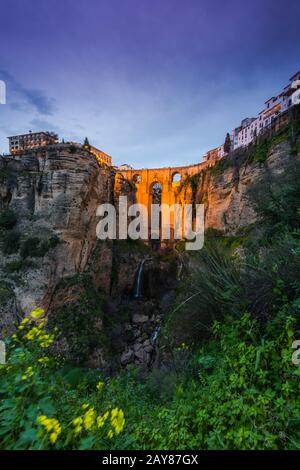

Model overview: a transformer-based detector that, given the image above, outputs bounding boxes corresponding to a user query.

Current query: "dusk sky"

[0,0,299,167]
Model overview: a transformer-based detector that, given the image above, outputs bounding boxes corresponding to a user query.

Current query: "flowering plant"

[0,308,125,450]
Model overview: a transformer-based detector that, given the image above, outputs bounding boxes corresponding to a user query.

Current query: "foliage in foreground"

[0,305,299,449]
[120,313,300,450]
[0,309,125,450]
[1,156,300,450]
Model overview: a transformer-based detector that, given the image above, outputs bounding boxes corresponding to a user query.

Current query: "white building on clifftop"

[232,69,300,150]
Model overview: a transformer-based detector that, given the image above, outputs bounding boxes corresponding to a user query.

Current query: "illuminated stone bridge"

[116,160,212,209]
[115,160,215,243]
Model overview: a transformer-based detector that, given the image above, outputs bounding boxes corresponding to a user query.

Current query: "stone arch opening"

[172,172,181,185]
[148,181,163,248]
[132,174,141,184]
[150,181,163,204]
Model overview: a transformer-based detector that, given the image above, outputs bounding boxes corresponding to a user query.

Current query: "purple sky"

[0,0,299,167]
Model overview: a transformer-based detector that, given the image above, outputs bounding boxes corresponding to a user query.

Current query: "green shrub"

[210,157,232,177]
[20,237,41,258]
[69,145,77,154]
[2,230,21,254]
[290,141,300,156]
[48,275,107,363]
[165,239,243,346]
[247,160,300,231]
[21,235,59,258]
[1,308,299,450]
[0,209,17,230]
[0,284,12,304]
[0,167,12,178]
[248,140,270,164]
[3,259,33,273]
[126,313,300,450]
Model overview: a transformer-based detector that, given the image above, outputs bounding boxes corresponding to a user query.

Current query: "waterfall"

[133,258,146,299]
[151,326,160,345]
[133,258,150,299]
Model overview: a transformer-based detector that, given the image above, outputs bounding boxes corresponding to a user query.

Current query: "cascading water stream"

[151,326,160,345]
[133,258,151,299]
[133,258,146,299]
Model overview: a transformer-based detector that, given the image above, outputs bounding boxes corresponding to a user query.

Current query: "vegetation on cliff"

[1,156,300,450]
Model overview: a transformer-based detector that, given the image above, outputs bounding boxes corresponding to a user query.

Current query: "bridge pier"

[115,160,212,244]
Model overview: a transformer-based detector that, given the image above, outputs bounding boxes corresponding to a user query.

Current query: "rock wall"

[175,140,300,234]
[1,135,299,367]
[0,146,112,325]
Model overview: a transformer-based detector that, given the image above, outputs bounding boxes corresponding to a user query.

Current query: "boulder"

[132,313,149,324]
[121,350,134,365]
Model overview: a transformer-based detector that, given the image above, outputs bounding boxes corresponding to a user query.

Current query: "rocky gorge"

[0,115,300,370]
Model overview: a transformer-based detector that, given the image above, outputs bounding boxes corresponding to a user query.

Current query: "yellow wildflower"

[21,366,34,380]
[39,332,54,348]
[96,411,109,428]
[49,432,58,444]
[96,381,104,392]
[37,415,47,424]
[107,430,114,439]
[37,357,50,364]
[24,326,41,341]
[83,407,96,430]
[30,308,45,319]
[37,415,61,444]
[110,408,125,434]
[72,417,83,434]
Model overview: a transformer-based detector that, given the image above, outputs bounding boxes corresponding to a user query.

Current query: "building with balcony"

[115,164,133,171]
[203,144,225,162]
[232,117,256,150]
[231,69,300,151]
[8,131,58,154]
[87,145,112,166]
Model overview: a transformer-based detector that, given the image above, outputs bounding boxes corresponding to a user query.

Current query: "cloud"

[29,118,60,133]
[23,89,55,115]
[0,70,56,115]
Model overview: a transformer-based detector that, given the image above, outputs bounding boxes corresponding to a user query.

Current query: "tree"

[224,133,231,154]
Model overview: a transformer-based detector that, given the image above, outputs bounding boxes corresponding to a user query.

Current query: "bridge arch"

[132,173,142,184]
[149,181,163,204]
[172,172,181,183]
[116,159,213,241]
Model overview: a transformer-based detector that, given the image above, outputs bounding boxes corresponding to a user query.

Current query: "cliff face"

[175,140,300,234]
[0,146,112,328]
[0,134,299,366]
[0,140,298,318]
